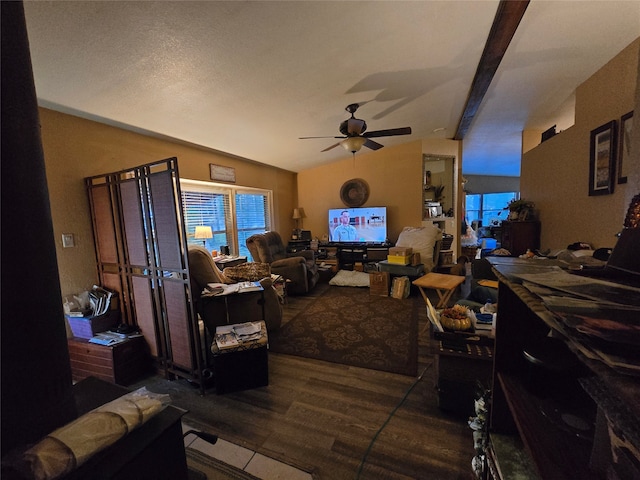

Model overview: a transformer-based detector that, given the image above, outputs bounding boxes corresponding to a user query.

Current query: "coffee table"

[412,272,465,309]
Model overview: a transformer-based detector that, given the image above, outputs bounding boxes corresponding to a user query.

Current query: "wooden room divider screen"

[86,158,207,393]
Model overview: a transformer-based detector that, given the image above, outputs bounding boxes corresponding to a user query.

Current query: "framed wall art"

[589,120,617,196]
[617,111,633,184]
[210,164,236,183]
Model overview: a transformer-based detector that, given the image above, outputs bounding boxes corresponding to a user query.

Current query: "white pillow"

[329,269,371,287]
[395,225,442,271]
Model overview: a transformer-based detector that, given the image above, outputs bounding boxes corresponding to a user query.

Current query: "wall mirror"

[422,154,455,219]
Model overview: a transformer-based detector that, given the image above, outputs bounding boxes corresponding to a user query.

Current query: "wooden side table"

[412,272,465,309]
[210,321,269,394]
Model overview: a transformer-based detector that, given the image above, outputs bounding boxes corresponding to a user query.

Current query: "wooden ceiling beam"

[454,0,530,140]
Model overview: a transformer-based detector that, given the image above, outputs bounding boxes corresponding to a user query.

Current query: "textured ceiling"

[23,1,640,176]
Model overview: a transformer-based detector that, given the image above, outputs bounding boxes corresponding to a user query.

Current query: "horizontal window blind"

[180,180,272,260]
[235,190,271,259]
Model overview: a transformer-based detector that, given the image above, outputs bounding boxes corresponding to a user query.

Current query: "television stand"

[328,244,389,270]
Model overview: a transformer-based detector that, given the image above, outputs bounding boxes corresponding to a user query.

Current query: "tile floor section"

[182,422,312,480]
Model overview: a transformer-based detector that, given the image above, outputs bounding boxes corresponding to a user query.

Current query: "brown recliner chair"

[187,245,282,334]
[246,231,319,295]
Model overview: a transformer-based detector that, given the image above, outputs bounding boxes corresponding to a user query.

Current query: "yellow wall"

[296,138,461,243]
[39,108,297,297]
[521,38,640,250]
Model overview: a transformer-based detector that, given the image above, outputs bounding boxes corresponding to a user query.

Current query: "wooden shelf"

[497,373,594,480]
[486,258,640,479]
[487,433,540,480]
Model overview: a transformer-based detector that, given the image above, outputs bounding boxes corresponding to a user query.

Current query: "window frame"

[180,179,273,259]
[465,191,519,228]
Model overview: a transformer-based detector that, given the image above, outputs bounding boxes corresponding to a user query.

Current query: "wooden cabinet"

[500,220,540,256]
[487,258,640,480]
[68,336,148,385]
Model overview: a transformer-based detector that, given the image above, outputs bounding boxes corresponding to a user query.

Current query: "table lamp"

[292,207,306,237]
[194,225,213,247]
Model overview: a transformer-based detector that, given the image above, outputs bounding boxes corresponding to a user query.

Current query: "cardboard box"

[387,254,411,265]
[66,310,119,339]
[389,246,413,256]
[369,271,389,296]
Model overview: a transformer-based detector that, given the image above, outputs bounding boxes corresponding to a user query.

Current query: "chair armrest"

[271,257,305,268]
[289,250,315,261]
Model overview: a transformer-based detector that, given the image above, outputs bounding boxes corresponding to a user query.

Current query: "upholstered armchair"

[246,231,319,295]
[187,245,282,333]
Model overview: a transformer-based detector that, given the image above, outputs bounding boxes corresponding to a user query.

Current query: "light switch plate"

[62,233,75,248]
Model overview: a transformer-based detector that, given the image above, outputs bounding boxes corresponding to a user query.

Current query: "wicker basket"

[441,234,454,251]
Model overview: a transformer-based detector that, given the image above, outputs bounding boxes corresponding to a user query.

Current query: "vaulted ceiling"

[23,1,640,176]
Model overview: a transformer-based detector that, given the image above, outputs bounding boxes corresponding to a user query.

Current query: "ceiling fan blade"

[347,118,366,135]
[321,142,341,152]
[364,139,384,150]
[363,127,412,138]
[299,136,344,139]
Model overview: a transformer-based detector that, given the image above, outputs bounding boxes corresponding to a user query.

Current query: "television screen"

[328,206,387,243]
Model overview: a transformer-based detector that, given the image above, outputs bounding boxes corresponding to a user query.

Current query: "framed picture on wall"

[210,164,236,183]
[618,111,633,184]
[589,120,617,196]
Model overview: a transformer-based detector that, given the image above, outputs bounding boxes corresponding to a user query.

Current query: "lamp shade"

[292,208,301,220]
[340,136,366,153]
[194,225,213,239]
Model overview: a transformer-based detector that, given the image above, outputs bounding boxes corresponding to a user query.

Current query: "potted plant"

[506,199,535,221]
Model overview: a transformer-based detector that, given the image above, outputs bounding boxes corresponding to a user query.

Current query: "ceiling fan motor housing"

[340,119,367,136]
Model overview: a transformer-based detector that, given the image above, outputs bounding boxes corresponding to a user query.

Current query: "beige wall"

[296,138,461,243]
[521,38,640,250]
[45,38,637,300]
[39,108,297,298]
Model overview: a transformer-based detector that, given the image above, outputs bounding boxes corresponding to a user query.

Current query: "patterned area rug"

[269,286,419,376]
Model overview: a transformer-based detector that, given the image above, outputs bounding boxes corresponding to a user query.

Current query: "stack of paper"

[233,322,263,342]
[215,332,240,350]
[89,332,128,346]
[205,283,226,295]
[89,285,114,316]
[214,322,263,350]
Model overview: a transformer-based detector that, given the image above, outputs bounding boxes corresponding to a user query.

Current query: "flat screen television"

[328,206,387,243]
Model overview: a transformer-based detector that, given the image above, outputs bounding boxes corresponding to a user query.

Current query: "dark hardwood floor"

[136,283,477,480]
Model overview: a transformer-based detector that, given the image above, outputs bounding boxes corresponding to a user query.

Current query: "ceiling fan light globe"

[340,137,366,153]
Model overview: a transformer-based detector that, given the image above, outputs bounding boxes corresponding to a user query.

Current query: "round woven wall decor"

[340,178,370,207]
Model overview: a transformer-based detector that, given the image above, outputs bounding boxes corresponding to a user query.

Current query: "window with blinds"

[180,180,272,260]
[465,192,518,228]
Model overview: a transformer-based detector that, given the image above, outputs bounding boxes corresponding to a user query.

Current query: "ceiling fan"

[299,103,412,154]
